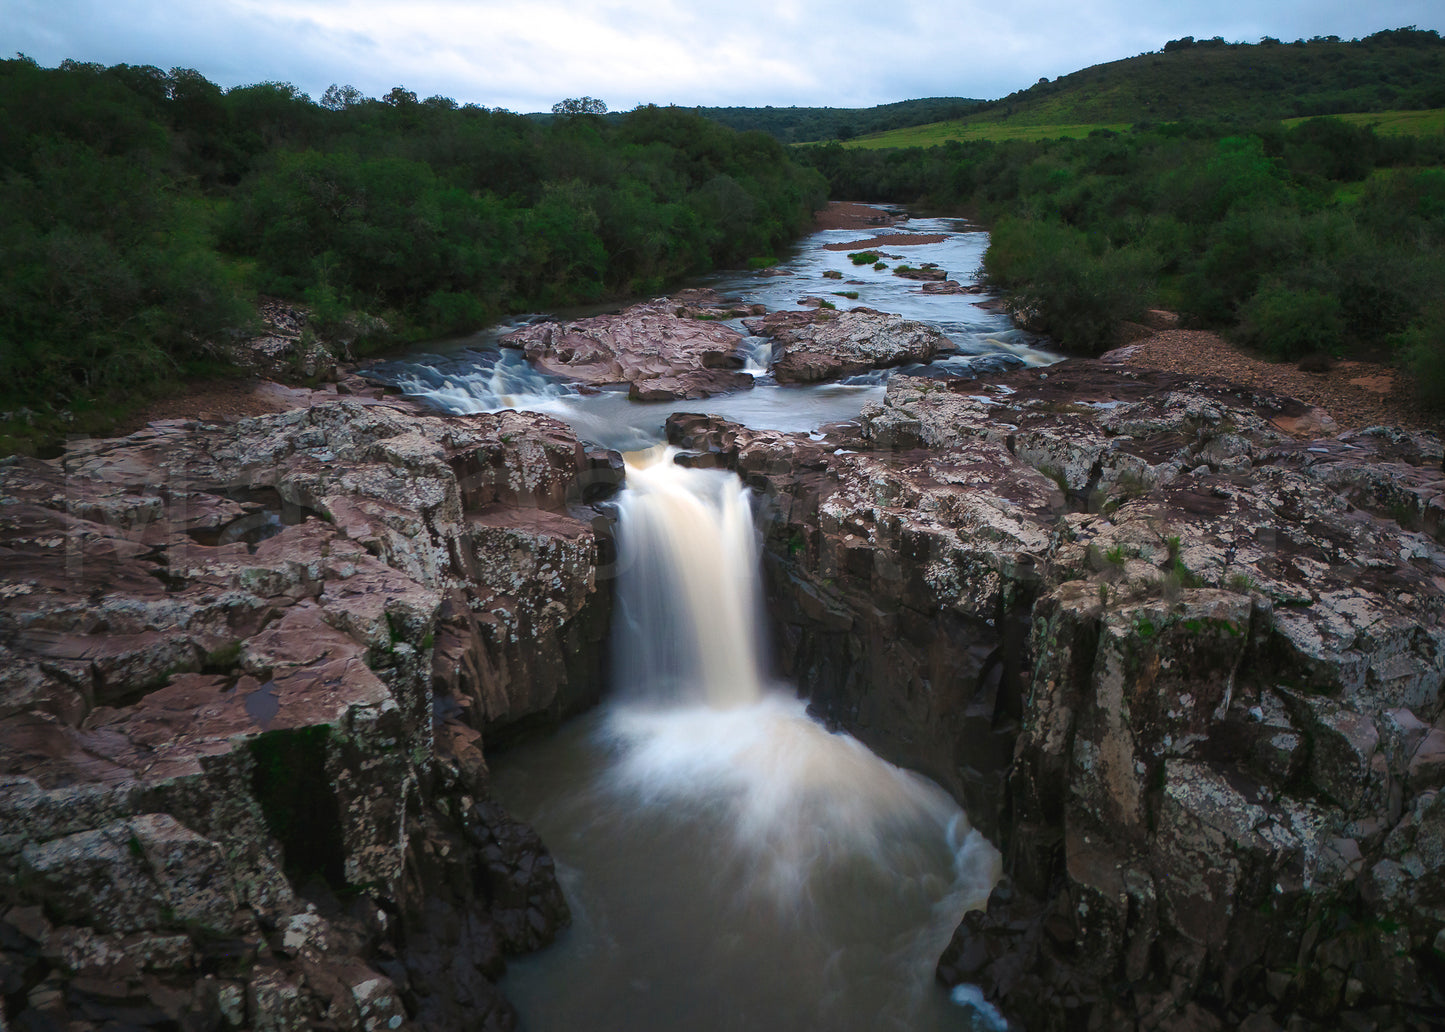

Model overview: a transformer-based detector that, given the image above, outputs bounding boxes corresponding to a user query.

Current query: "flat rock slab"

[743,306,951,384]
[501,290,753,400]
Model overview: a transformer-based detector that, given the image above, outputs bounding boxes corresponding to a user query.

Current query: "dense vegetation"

[802,107,1445,405]
[5,25,1444,446]
[0,57,825,435]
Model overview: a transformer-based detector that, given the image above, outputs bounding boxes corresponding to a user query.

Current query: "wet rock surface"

[741,306,951,383]
[0,397,616,1029]
[667,359,1445,1032]
[501,289,957,392]
[499,289,754,401]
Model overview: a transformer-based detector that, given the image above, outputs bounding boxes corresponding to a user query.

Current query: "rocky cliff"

[0,395,619,1029]
[667,360,1445,1031]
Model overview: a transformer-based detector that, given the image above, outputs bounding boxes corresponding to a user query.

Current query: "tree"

[320,83,363,110]
[552,96,607,116]
[383,85,417,107]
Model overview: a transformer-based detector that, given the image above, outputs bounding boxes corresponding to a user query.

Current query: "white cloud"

[6,0,1442,112]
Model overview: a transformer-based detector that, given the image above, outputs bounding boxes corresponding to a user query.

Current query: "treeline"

[801,118,1445,405]
[0,57,826,418]
[688,98,985,143]
[972,27,1445,127]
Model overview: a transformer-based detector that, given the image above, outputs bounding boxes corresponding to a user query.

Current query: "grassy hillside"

[845,120,1133,148]
[850,108,1445,150]
[1282,108,1445,135]
[971,30,1445,126]
[822,27,1445,148]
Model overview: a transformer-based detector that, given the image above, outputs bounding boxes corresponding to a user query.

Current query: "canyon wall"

[669,360,1445,1032]
[0,396,619,1029]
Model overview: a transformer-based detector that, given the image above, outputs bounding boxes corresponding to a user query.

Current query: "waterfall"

[600,448,999,907]
[611,447,766,708]
[494,447,1002,1030]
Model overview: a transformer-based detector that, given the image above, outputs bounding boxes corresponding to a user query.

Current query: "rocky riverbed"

[4,276,1443,1032]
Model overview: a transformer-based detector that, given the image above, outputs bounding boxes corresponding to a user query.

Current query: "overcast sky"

[7,1,1443,112]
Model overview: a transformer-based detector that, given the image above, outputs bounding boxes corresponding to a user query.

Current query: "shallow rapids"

[491,453,1001,1031]
[360,211,1058,452]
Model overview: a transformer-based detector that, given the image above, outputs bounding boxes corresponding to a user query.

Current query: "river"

[361,213,1055,451]
[361,210,1053,1031]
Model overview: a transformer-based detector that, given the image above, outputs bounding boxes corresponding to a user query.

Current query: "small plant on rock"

[1226,571,1259,594]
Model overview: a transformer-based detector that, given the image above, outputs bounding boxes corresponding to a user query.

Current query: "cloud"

[6,0,1443,112]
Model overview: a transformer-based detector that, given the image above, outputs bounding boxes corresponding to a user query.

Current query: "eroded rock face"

[0,398,617,1029]
[668,360,1445,1031]
[499,290,753,400]
[741,306,952,383]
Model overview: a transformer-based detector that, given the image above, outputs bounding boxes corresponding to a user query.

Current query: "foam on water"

[951,985,1011,1030]
[599,692,998,908]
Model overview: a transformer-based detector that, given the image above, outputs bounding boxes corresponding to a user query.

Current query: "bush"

[1236,282,1344,359]
[423,290,491,334]
[1393,308,1445,409]
[983,217,1156,354]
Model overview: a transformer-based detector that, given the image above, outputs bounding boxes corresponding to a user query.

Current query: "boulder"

[742,306,952,384]
[500,291,750,399]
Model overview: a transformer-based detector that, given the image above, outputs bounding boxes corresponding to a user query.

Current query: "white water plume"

[600,694,999,914]
[605,449,999,915]
[612,448,767,709]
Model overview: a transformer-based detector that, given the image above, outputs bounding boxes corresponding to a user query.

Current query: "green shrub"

[1393,310,1445,409]
[1237,281,1344,359]
[848,251,879,264]
[983,217,1156,354]
[423,290,491,334]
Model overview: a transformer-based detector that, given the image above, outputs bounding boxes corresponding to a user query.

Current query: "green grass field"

[843,120,1133,149]
[844,108,1444,150]
[1282,108,1445,135]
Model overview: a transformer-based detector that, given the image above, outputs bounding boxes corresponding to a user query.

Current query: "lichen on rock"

[0,395,618,1029]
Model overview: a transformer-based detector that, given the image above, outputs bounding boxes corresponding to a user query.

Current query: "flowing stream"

[363,209,1045,1029]
[361,214,1057,451]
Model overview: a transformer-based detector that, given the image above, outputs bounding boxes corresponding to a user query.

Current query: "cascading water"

[610,448,766,708]
[492,450,1003,1031]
